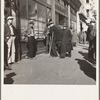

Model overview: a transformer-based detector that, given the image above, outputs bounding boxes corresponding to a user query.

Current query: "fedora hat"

[7,16,14,20]
[47,21,54,26]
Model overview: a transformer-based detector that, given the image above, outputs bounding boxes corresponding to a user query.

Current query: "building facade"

[80,0,97,23]
[19,0,81,39]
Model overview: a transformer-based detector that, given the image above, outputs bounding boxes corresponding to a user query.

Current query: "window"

[86,9,89,17]
[86,0,89,3]
[37,4,46,22]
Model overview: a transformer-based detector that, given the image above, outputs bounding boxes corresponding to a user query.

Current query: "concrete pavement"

[4,43,96,84]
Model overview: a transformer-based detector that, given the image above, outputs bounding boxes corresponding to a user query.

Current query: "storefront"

[19,0,52,40]
[19,0,81,41]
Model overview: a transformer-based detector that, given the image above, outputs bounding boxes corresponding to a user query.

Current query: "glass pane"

[28,0,38,19]
[34,21,38,32]
[47,8,52,19]
[39,22,46,31]
[19,0,27,18]
[38,22,46,39]
[37,4,46,22]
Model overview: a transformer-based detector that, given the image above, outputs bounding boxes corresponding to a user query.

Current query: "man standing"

[60,24,73,58]
[88,23,96,60]
[87,22,94,58]
[48,21,59,57]
[4,16,17,68]
[43,24,50,54]
[24,20,37,59]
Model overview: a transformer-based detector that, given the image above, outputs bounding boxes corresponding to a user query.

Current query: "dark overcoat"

[61,28,73,53]
[25,26,37,58]
[49,25,60,57]
[86,25,93,41]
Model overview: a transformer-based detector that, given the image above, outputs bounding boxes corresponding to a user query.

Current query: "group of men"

[44,20,73,58]
[4,17,73,70]
[4,16,96,71]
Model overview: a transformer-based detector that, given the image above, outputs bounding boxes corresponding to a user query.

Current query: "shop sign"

[55,2,67,16]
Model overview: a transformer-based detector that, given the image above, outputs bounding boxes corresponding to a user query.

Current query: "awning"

[79,13,87,23]
[66,0,82,11]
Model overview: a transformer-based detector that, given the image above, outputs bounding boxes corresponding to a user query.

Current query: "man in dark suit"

[60,24,73,58]
[48,21,60,57]
[87,22,95,58]
[4,16,17,69]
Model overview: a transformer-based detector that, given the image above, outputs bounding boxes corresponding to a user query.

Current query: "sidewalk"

[4,43,96,84]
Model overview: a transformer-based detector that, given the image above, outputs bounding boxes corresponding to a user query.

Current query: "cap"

[47,21,54,26]
[7,16,14,20]
[63,23,67,27]
[29,20,34,24]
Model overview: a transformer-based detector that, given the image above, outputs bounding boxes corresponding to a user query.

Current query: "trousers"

[7,36,16,64]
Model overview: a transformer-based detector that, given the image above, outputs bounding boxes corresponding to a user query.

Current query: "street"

[4,43,96,85]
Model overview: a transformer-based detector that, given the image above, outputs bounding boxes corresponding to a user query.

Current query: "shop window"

[20,0,27,18]
[20,0,50,39]
[28,0,38,20]
[37,4,46,22]
[36,3,46,38]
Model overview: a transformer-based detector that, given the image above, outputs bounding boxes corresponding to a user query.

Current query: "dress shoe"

[60,56,65,59]
[5,66,12,70]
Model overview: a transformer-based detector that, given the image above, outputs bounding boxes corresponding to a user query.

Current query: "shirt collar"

[8,22,13,26]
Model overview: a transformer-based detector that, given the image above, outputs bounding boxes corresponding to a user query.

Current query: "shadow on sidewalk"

[75,59,96,81]
[4,72,16,84]
[78,51,96,64]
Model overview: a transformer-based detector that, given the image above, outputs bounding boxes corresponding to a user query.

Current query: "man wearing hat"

[60,23,73,58]
[4,16,17,69]
[24,20,37,59]
[43,23,50,54]
[48,20,60,57]
[87,21,94,58]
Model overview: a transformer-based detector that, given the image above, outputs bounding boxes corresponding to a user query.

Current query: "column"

[68,5,70,27]
[15,0,21,61]
[51,0,55,24]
